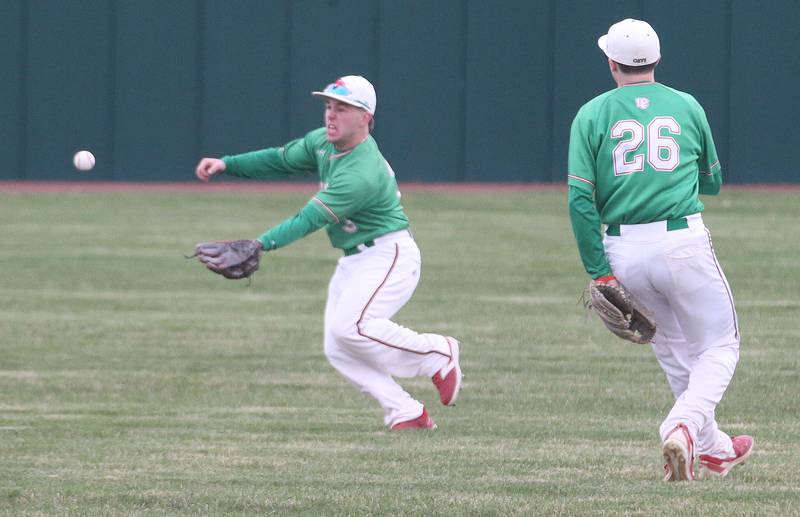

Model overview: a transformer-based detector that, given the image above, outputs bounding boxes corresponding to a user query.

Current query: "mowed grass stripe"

[1,189,799,515]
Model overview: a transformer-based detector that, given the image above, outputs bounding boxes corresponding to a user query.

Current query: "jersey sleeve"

[221,132,320,179]
[567,108,598,192]
[696,108,723,195]
[306,169,373,224]
[256,201,329,251]
[568,186,612,278]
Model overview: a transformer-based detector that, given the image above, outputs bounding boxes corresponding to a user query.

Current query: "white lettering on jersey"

[611,117,682,175]
[647,117,681,171]
[635,97,650,110]
[611,120,645,175]
[384,158,402,199]
[384,159,396,177]
[341,219,358,234]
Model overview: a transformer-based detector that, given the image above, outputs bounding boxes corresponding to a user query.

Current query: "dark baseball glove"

[189,240,263,280]
[586,278,656,344]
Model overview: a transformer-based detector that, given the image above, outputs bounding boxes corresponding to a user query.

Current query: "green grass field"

[1,187,798,515]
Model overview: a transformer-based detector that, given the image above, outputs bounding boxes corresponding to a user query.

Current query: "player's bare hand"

[195,158,226,182]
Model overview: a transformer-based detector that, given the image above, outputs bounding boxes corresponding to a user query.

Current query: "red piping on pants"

[355,243,450,359]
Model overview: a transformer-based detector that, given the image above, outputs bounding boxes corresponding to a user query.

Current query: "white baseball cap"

[597,18,660,67]
[312,75,376,115]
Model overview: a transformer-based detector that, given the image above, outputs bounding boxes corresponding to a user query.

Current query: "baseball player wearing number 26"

[567,19,753,481]
[195,75,461,430]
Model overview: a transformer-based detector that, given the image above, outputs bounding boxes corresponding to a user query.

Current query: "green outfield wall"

[3,0,797,183]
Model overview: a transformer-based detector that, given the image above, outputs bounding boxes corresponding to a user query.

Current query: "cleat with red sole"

[698,435,754,479]
[432,337,462,406]
[662,423,695,481]
[391,407,437,430]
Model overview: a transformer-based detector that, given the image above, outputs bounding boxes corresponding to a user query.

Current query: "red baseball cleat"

[662,423,695,481]
[391,407,437,430]
[432,337,462,406]
[698,435,754,479]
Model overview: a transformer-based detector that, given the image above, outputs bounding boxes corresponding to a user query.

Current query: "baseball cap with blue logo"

[598,18,660,67]
[312,75,376,115]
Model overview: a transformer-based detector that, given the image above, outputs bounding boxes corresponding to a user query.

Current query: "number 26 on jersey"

[612,116,681,175]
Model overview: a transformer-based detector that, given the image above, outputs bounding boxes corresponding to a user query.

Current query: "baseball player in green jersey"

[195,75,462,430]
[567,19,753,481]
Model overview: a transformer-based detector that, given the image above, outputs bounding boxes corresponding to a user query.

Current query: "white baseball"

[73,150,96,171]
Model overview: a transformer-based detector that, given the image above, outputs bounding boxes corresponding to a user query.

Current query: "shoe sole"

[391,423,438,430]
[443,337,462,406]
[662,440,692,481]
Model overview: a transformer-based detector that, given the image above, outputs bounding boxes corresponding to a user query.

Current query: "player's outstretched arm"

[256,202,329,251]
[568,186,613,278]
[195,157,226,182]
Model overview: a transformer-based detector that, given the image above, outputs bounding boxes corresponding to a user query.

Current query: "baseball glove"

[586,278,656,344]
[189,240,263,280]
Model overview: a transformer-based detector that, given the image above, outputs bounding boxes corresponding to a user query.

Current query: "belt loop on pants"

[343,240,375,256]
[606,217,689,236]
[666,217,689,231]
[342,229,412,256]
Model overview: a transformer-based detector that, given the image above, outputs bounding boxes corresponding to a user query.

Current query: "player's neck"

[334,133,370,153]
[615,72,656,88]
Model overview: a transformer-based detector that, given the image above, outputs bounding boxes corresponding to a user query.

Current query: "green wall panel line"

[5,0,798,184]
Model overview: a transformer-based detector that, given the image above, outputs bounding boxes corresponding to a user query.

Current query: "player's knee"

[323,336,339,361]
[328,318,362,347]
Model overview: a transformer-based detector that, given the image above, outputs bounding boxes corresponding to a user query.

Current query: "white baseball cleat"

[662,423,695,481]
[697,435,754,479]
[432,337,462,406]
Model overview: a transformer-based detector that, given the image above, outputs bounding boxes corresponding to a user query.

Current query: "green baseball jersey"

[222,127,409,251]
[567,82,723,278]
[568,82,721,223]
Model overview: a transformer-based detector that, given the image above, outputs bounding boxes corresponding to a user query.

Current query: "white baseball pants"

[323,230,452,427]
[604,213,740,457]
